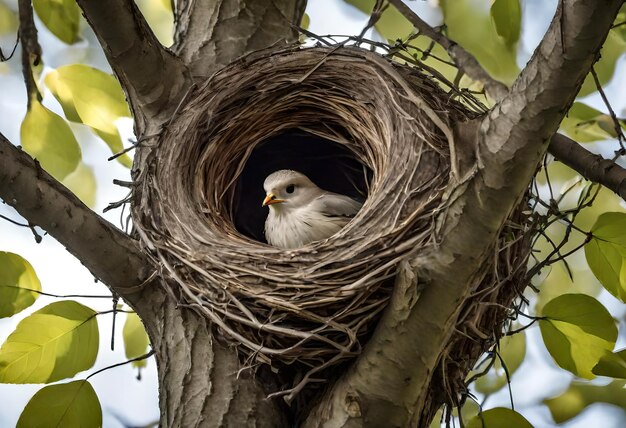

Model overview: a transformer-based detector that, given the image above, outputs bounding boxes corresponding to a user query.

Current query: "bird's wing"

[313,192,362,218]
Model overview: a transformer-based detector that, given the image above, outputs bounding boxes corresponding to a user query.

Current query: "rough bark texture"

[303,1,624,426]
[136,285,289,428]
[173,0,307,79]
[0,134,149,305]
[549,133,626,200]
[2,0,625,427]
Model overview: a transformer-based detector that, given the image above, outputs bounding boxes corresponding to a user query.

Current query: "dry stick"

[387,0,626,203]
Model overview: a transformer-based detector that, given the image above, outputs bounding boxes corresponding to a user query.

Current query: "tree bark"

[303,1,624,426]
[2,0,625,427]
[173,0,307,80]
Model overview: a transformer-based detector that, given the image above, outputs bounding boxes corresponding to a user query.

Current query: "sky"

[1,0,626,427]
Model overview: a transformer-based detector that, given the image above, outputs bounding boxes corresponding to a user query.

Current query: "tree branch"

[173,0,307,80]
[304,1,624,426]
[549,133,626,200]
[387,0,509,101]
[17,0,42,107]
[389,0,626,203]
[0,133,151,305]
[75,0,190,129]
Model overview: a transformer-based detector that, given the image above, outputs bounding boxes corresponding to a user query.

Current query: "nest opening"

[233,131,372,242]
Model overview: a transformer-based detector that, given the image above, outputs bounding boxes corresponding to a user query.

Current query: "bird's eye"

[286,184,295,194]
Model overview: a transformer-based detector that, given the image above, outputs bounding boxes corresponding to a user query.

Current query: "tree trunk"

[1,0,624,427]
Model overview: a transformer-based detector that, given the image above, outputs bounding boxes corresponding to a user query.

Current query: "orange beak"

[262,193,285,207]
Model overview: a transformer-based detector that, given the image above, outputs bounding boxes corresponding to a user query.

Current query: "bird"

[262,169,362,249]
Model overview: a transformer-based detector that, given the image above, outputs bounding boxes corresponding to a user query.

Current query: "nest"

[132,45,530,399]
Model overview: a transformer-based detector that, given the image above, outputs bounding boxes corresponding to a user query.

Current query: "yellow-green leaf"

[344,0,413,41]
[585,212,626,301]
[45,65,132,166]
[17,380,102,428]
[32,0,80,44]
[123,313,150,368]
[560,102,618,142]
[440,0,519,84]
[0,252,41,318]
[0,1,17,35]
[301,12,310,30]
[474,332,526,394]
[20,100,81,180]
[490,0,521,46]
[593,349,626,379]
[545,380,626,423]
[0,301,99,383]
[62,162,97,208]
[539,294,617,379]
[578,30,626,97]
[136,0,174,46]
[466,408,532,428]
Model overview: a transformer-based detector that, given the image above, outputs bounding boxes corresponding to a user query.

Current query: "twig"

[17,0,42,107]
[0,284,112,299]
[386,0,509,101]
[86,350,155,380]
[590,67,625,149]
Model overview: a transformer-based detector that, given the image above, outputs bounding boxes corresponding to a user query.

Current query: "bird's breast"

[265,208,348,249]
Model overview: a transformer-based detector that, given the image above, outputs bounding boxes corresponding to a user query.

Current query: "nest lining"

[131,45,515,397]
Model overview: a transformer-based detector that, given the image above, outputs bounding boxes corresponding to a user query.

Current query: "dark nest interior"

[234,132,371,242]
[131,45,534,407]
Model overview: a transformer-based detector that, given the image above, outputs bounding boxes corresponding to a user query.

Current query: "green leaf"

[578,30,626,97]
[560,102,619,142]
[32,0,80,44]
[545,380,626,423]
[490,0,521,46]
[135,0,174,46]
[585,212,626,301]
[466,408,533,428]
[0,301,99,383]
[0,252,41,318]
[44,65,132,167]
[61,162,97,208]
[539,294,617,379]
[20,100,82,180]
[0,1,17,35]
[593,349,626,379]
[301,12,310,30]
[344,0,413,41]
[474,332,526,394]
[440,0,519,84]
[123,313,150,368]
[17,380,102,428]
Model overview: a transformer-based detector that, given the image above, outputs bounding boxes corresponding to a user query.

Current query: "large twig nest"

[132,45,528,398]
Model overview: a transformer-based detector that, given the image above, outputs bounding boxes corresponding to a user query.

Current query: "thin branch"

[75,0,189,127]
[0,284,112,299]
[549,133,626,200]
[0,133,152,304]
[17,0,42,107]
[388,0,626,199]
[387,0,509,101]
[86,350,155,380]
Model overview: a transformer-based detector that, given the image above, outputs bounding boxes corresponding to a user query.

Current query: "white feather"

[263,170,362,249]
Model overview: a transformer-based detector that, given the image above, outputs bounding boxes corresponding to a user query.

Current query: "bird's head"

[262,170,319,210]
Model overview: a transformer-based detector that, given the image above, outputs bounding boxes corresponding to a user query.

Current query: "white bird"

[262,170,362,249]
